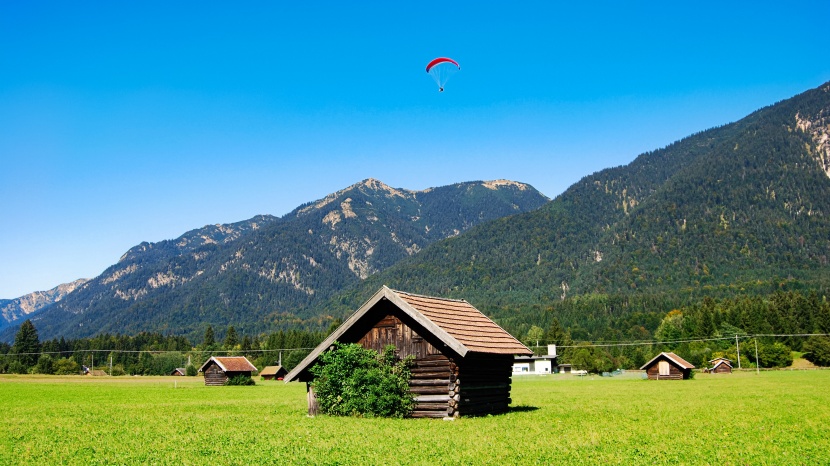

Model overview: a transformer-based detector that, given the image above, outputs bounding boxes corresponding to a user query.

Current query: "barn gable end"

[285,286,532,418]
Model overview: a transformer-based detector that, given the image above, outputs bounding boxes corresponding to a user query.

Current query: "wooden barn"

[171,367,186,376]
[284,286,532,418]
[199,356,257,386]
[260,365,287,380]
[709,357,733,374]
[640,352,696,380]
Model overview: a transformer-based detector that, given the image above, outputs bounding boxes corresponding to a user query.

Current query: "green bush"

[310,343,414,418]
[8,360,28,374]
[186,365,198,376]
[803,336,830,367]
[53,358,80,375]
[35,355,54,374]
[225,375,255,386]
[757,342,793,368]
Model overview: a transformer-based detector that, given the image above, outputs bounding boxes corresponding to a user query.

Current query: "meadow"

[2,371,829,465]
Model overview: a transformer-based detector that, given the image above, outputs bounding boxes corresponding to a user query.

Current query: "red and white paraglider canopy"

[426,57,460,92]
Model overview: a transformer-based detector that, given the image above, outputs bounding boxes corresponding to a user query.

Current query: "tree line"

[516,290,830,372]
[0,320,329,376]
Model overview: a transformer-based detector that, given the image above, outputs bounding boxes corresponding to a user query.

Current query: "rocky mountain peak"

[1,278,89,326]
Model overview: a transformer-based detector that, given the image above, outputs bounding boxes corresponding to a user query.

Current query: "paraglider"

[426,57,460,92]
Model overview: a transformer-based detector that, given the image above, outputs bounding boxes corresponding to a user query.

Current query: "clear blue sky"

[2,2,829,298]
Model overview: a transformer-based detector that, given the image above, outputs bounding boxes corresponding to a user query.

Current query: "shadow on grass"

[464,405,539,417]
[508,405,540,414]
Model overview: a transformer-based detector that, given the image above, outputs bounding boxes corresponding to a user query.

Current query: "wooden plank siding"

[356,315,516,418]
[204,364,228,386]
[358,314,443,359]
[455,354,514,416]
[358,314,452,418]
[712,363,732,374]
[645,363,685,380]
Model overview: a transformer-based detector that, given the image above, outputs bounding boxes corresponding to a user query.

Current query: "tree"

[203,325,215,347]
[524,325,545,353]
[756,342,793,368]
[53,358,80,375]
[225,326,239,349]
[310,343,414,418]
[655,310,684,342]
[802,336,830,367]
[35,354,54,374]
[545,318,571,347]
[699,306,716,337]
[12,320,40,368]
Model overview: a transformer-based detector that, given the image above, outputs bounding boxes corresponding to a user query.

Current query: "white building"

[513,345,558,375]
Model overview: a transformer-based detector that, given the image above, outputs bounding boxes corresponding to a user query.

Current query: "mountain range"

[4,80,830,344]
[1,179,548,342]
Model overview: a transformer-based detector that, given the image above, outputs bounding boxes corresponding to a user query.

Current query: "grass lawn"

[1,370,828,465]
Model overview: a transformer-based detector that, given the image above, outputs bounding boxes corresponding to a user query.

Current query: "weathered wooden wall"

[455,355,514,417]
[645,361,686,380]
[712,364,732,374]
[410,354,454,418]
[204,364,228,386]
[357,314,515,418]
[358,314,442,359]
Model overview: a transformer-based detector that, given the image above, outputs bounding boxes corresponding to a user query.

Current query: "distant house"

[285,286,532,418]
[513,345,558,375]
[709,357,733,374]
[171,368,187,376]
[640,352,695,380]
[260,365,287,380]
[199,356,257,386]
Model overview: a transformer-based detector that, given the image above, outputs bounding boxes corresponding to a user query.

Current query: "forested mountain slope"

[321,82,830,335]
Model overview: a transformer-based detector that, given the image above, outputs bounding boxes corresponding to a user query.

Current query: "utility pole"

[754,338,760,375]
[735,335,741,369]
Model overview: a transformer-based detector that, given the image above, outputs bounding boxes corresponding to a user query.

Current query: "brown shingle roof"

[260,365,286,376]
[393,290,530,355]
[640,352,696,370]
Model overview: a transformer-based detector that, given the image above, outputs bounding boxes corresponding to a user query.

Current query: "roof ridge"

[390,288,468,303]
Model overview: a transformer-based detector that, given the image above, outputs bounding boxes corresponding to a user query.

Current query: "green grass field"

[2,371,829,465]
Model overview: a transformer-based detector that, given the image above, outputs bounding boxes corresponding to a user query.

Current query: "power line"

[0,347,318,358]
[543,333,830,350]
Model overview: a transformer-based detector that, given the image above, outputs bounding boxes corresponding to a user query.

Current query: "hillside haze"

[321,82,830,323]
[8,179,548,341]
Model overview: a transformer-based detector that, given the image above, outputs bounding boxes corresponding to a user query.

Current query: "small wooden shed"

[709,357,733,374]
[260,365,287,380]
[171,367,187,376]
[199,356,257,386]
[284,286,532,418]
[640,352,695,380]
